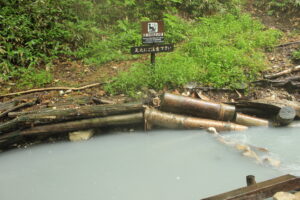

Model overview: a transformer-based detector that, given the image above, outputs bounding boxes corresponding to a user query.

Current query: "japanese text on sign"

[131,44,174,54]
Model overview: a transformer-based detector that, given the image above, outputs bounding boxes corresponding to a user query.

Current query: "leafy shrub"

[0,0,99,87]
[0,0,244,88]
[105,13,281,95]
[255,0,300,14]
[293,49,300,61]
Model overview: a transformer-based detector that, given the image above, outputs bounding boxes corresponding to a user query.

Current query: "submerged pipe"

[234,113,269,127]
[160,93,236,121]
[145,108,248,132]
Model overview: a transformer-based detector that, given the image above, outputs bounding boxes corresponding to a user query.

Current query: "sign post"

[130,20,174,65]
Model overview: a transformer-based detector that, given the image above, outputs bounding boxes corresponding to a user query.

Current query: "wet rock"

[69,130,94,142]
[273,192,296,200]
[263,157,281,167]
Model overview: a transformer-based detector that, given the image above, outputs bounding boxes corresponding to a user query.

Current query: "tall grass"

[105,13,281,96]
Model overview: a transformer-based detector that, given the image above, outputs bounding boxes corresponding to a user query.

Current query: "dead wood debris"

[0,82,103,98]
[0,92,299,151]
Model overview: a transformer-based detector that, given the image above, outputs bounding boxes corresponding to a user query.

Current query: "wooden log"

[160,93,236,121]
[231,99,300,118]
[0,102,144,134]
[202,174,300,200]
[8,108,57,118]
[19,112,144,136]
[0,113,143,148]
[92,97,116,105]
[145,108,247,132]
[0,131,24,149]
[0,99,20,112]
[276,106,296,126]
[235,107,271,118]
[234,113,269,127]
[0,99,38,119]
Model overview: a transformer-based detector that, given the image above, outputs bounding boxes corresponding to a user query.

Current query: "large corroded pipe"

[145,108,247,132]
[160,93,236,121]
[235,113,269,127]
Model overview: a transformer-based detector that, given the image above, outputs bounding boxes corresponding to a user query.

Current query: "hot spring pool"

[0,127,299,200]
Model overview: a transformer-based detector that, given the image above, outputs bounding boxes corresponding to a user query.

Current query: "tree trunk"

[0,99,38,119]
[0,112,144,148]
[19,112,144,136]
[0,102,144,134]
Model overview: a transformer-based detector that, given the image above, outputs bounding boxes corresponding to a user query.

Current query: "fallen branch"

[92,97,116,104]
[0,99,38,119]
[252,76,300,89]
[264,65,300,79]
[0,82,103,98]
[0,100,20,112]
[275,41,300,48]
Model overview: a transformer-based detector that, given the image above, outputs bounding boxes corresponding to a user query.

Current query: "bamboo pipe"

[160,93,236,121]
[234,113,269,127]
[145,108,247,132]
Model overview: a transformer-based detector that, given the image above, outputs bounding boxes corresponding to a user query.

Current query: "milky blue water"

[0,127,298,200]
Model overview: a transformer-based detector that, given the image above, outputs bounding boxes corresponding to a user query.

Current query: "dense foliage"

[105,14,281,96]
[255,0,300,15]
[293,49,300,61]
[0,0,242,88]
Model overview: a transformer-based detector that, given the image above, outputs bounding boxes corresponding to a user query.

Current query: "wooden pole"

[145,108,247,132]
[234,113,269,127]
[161,93,236,121]
[151,52,155,65]
[246,175,256,186]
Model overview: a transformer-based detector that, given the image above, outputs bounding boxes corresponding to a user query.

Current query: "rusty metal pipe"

[234,113,269,127]
[145,108,247,132]
[160,93,236,121]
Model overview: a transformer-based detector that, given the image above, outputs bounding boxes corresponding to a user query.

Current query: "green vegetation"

[293,49,300,61]
[0,0,286,95]
[105,13,281,96]
[255,0,300,15]
[0,0,242,88]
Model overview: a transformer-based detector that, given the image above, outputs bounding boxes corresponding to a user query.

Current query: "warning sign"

[141,21,164,44]
[131,44,174,54]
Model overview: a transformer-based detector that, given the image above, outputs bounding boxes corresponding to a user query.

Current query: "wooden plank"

[202,174,300,200]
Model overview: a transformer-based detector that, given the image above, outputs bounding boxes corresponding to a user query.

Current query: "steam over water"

[0,128,299,200]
